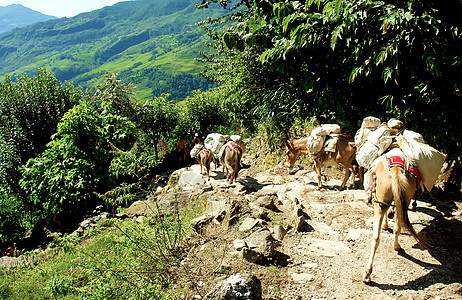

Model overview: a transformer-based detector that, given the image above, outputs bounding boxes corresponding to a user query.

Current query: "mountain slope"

[0,4,57,34]
[0,0,225,100]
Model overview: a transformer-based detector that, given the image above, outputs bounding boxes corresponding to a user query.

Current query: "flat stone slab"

[302,237,352,257]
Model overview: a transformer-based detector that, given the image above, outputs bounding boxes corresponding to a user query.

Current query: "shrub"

[20,89,136,223]
[0,192,30,244]
[0,67,82,193]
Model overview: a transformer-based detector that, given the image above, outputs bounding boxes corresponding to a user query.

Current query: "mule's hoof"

[362,272,372,283]
[394,245,402,251]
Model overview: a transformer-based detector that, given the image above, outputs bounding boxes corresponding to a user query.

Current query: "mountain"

[0,4,57,33]
[0,0,226,100]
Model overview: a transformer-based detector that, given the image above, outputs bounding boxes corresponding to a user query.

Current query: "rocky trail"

[161,149,462,299]
[2,147,462,299]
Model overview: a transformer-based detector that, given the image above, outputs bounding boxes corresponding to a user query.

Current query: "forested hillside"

[0,4,56,33]
[0,0,224,100]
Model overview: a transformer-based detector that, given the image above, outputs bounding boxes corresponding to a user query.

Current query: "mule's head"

[285,141,300,169]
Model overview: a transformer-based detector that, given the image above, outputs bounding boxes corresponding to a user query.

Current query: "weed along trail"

[150,144,462,299]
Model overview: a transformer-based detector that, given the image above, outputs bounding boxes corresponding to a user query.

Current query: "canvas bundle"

[306,124,341,154]
[311,124,341,136]
[204,133,229,155]
[306,135,326,154]
[190,144,203,158]
[354,116,382,148]
[356,125,392,169]
[395,130,446,191]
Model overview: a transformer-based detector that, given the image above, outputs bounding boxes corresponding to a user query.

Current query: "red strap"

[227,143,242,150]
[200,149,210,155]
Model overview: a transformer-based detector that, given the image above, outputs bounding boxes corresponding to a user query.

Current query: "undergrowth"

[0,194,208,299]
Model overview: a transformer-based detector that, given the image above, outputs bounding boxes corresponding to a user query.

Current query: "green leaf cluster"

[200,0,462,156]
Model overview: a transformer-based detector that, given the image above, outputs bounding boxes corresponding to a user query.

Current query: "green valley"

[0,0,224,101]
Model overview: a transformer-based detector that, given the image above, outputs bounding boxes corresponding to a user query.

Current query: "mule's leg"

[200,157,204,175]
[393,215,402,251]
[359,166,365,189]
[314,159,323,189]
[339,167,351,190]
[382,206,390,230]
[205,160,210,180]
[363,203,388,283]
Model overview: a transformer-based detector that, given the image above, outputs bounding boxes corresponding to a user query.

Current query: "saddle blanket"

[386,155,421,184]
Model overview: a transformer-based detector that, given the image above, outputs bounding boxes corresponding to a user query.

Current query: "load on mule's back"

[358,117,447,283]
[286,123,360,190]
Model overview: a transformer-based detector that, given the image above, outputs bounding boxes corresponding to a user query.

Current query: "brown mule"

[220,141,243,183]
[362,153,429,283]
[198,148,213,179]
[286,135,361,190]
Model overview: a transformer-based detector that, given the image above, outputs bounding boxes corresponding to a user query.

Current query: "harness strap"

[199,149,211,155]
[227,143,242,150]
[372,194,395,208]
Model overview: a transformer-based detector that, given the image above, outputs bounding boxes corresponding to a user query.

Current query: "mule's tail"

[392,169,429,249]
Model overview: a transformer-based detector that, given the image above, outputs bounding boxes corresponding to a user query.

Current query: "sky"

[0,0,130,18]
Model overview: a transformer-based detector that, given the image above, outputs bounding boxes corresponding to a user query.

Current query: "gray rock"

[178,170,206,190]
[273,225,287,241]
[191,214,215,232]
[205,273,262,300]
[233,239,247,251]
[239,217,259,232]
[253,193,278,210]
[244,229,275,259]
[251,207,268,220]
[241,248,263,263]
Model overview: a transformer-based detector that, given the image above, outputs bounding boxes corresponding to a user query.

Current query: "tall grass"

[0,194,208,299]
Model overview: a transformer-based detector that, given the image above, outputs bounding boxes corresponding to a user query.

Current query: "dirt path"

[177,151,462,299]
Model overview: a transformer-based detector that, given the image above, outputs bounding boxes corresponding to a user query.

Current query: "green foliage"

[0,67,82,193]
[0,193,207,299]
[0,0,225,102]
[200,0,462,156]
[19,74,137,221]
[0,192,30,244]
[182,89,229,136]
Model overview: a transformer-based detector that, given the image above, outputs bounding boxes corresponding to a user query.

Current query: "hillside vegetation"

[0,0,224,100]
[1,0,461,299]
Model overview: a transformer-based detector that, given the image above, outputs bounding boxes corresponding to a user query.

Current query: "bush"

[0,192,30,244]
[20,83,136,224]
[0,67,82,193]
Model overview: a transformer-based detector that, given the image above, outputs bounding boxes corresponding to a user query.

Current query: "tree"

[135,95,179,161]
[0,67,82,193]
[200,0,462,160]
[19,74,137,224]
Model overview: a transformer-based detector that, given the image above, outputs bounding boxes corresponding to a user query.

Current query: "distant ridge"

[0,4,57,33]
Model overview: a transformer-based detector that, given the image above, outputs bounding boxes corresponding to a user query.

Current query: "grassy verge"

[0,193,208,300]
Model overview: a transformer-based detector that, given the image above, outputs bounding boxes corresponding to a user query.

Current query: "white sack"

[395,134,446,191]
[311,124,341,136]
[361,116,381,129]
[367,125,392,154]
[306,135,326,154]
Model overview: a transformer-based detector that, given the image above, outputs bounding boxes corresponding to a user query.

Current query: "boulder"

[204,273,262,300]
[243,229,275,261]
